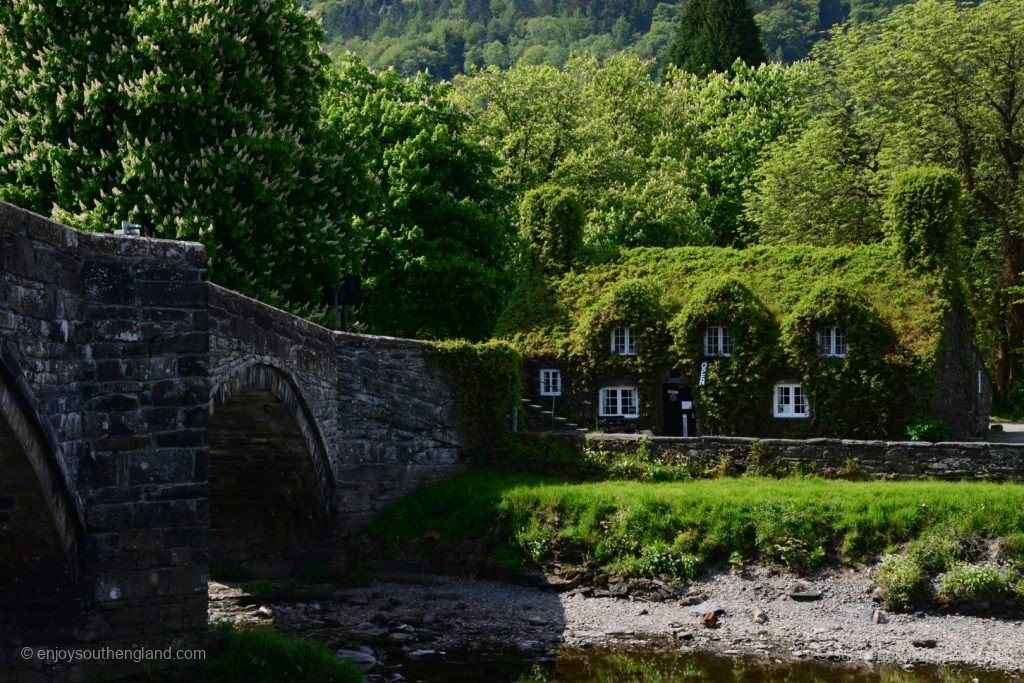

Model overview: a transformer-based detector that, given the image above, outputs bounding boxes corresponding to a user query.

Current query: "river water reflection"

[392,647,1014,682]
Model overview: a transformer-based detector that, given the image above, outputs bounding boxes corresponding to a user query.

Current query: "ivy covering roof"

[495,244,950,362]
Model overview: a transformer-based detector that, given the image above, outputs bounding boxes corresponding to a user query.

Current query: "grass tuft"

[198,624,361,683]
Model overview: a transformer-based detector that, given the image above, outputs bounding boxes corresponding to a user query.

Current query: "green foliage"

[752,501,828,570]
[907,532,964,574]
[747,113,886,246]
[323,56,511,339]
[937,563,1012,608]
[905,417,952,443]
[667,0,767,77]
[311,0,912,77]
[519,185,585,274]
[997,533,1024,570]
[424,340,523,451]
[621,542,700,581]
[748,440,787,477]
[877,556,930,611]
[728,550,746,573]
[781,283,913,438]
[454,56,809,250]
[365,470,1024,582]
[671,278,778,434]
[886,167,963,275]
[570,278,673,424]
[199,624,361,683]
[500,244,949,438]
[0,0,362,319]
[761,0,1024,395]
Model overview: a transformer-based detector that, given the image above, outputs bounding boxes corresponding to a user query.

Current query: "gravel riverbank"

[209,566,1024,676]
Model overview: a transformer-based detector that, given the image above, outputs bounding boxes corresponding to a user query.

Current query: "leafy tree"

[455,55,806,249]
[324,57,511,340]
[664,60,811,245]
[754,0,1024,395]
[314,0,914,78]
[518,185,584,274]
[747,112,884,245]
[0,0,361,315]
[667,0,767,77]
[886,168,962,275]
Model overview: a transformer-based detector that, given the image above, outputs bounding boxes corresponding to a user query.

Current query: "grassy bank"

[364,471,1024,608]
[197,624,361,683]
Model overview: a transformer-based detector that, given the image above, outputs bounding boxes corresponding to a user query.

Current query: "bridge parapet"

[0,201,478,679]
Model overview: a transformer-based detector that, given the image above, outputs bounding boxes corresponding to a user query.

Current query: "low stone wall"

[582,433,1024,480]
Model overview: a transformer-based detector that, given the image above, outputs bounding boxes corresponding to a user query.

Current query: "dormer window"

[540,369,561,396]
[704,326,732,357]
[817,327,847,357]
[774,383,809,418]
[610,327,636,356]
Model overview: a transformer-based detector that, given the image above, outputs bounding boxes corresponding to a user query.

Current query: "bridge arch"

[208,363,335,578]
[0,347,89,643]
[0,347,84,579]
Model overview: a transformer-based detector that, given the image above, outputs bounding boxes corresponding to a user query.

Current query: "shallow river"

[385,647,1013,682]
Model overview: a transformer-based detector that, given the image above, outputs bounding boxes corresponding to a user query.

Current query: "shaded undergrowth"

[197,624,361,683]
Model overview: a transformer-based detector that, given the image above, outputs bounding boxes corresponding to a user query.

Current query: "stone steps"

[520,397,587,433]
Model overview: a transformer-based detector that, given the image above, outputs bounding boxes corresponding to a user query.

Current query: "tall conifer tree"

[667,0,767,77]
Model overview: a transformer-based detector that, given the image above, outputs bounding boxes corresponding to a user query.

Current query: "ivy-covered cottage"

[497,245,991,440]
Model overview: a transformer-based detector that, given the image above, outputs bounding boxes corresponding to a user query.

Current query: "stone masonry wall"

[0,202,210,679]
[334,332,465,526]
[582,433,1024,480]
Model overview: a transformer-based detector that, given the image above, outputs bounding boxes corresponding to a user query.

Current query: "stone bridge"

[0,202,475,679]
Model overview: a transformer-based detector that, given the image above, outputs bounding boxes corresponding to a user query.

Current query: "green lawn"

[365,471,1024,580]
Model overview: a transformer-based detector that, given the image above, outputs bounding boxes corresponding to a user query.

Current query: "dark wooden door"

[662,384,683,436]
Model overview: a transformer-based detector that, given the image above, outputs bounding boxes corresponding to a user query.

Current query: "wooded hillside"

[306,0,912,76]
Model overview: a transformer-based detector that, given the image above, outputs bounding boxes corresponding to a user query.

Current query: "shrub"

[997,533,1024,569]
[1008,380,1024,413]
[519,185,584,274]
[886,167,962,275]
[906,417,952,442]
[199,624,362,683]
[623,542,699,581]
[753,501,828,571]
[748,440,787,477]
[908,532,964,573]
[877,556,930,610]
[937,564,1012,607]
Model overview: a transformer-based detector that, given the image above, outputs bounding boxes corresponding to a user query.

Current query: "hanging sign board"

[698,361,708,387]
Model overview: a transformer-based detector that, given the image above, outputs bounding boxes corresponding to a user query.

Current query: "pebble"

[210,568,1024,675]
[335,648,377,670]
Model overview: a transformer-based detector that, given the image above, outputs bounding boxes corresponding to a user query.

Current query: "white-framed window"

[774,383,809,418]
[817,326,847,357]
[599,386,639,418]
[704,326,732,357]
[610,327,636,356]
[539,369,562,396]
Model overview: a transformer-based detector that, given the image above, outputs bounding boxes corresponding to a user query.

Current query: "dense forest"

[305,0,912,76]
[2,0,1023,411]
